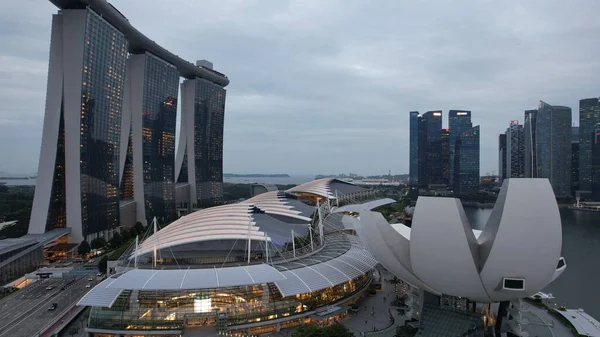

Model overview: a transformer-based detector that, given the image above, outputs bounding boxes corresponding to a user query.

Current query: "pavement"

[0,275,101,337]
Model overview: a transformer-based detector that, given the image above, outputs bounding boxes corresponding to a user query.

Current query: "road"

[0,275,101,337]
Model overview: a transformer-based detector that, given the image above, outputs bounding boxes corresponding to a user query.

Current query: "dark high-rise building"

[421,111,443,187]
[572,126,579,197]
[29,1,230,243]
[409,111,420,188]
[120,53,179,225]
[498,134,507,182]
[455,125,480,195]
[448,110,472,189]
[592,128,600,200]
[536,101,572,197]
[441,128,450,185]
[176,61,227,207]
[29,8,128,243]
[578,98,600,192]
[524,109,537,178]
[506,121,525,178]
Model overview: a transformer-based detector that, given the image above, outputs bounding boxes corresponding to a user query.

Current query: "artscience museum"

[79,178,566,336]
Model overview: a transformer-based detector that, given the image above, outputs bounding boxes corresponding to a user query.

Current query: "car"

[48,303,57,311]
[85,284,91,288]
[45,286,54,290]
[87,277,94,281]
[96,273,102,277]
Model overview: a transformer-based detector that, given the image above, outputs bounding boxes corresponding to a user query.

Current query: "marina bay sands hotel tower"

[28,0,229,244]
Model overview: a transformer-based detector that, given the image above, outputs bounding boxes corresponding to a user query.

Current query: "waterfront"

[464,207,600,319]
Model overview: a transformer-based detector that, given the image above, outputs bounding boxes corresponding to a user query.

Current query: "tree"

[134,221,144,234]
[129,226,138,239]
[121,228,131,241]
[98,256,108,274]
[292,324,354,337]
[110,232,122,247]
[91,237,107,250]
[77,240,91,256]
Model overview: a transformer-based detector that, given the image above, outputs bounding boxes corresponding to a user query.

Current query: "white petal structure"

[355,178,566,303]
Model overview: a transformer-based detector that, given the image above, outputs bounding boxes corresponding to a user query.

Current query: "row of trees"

[77,221,146,256]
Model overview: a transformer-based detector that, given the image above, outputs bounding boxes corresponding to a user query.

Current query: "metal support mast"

[316,199,324,245]
[291,229,296,257]
[152,217,157,268]
[134,235,139,269]
[247,223,252,265]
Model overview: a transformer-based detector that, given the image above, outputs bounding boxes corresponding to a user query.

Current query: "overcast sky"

[1,0,599,176]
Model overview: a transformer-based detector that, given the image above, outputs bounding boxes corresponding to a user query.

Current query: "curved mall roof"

[286,178,364,199]
[353,178,566,303]
[48,0,229,86]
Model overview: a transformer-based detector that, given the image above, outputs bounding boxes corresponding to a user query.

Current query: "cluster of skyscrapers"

[27,1,229,243]
[409,110,480,196]
[499,99,600,199]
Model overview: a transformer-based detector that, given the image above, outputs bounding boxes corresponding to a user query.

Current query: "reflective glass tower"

[578,98,600,192]
[498,134,507,182]
[524,109,537,178]
[449,110,472,190]
[177,61,227,208]
[535,101,572,197]
[441,128,450,185]
[29,8,128,243]
[421,111,443,187]
[506,121,524,178]
[121,53,179,225]
[572,126,579,197]
[455,125,480,195]
[409,111,420,188]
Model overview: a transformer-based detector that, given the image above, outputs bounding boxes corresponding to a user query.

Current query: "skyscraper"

[449,110,472,190]
[176,61,227,207]
[524,109,537,178]
[506,120,525,178]
[29,2,230,243]
[441,128,450,185]
[536,101,572,197]
[572,126,580,197]
[498,133,507,182]
[421,111,443,187]
[592,127,600,200]
[29,9,128,243]
[455,125,480,195]
[120,53,180,225]
[578,98,600,192]
[409,111,420,188]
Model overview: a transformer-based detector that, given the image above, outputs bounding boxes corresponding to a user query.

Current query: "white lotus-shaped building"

[354,178,566,303]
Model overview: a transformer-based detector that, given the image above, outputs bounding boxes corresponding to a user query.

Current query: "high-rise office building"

[498,134,507,182]
[455,125,480,195]
[29,2,229,243]
[578,98,600,192]
[421,111,443,187]
[572,126,580,197]
[592,127,600,200]
[176,60,227,207]
[120,53,180,225]
[29,8,128,243]
[506,120,525,178]
[524,109,538,178]
[449,110,472,189]
[441,128,450,185]
[409,111,420,188]
[536,101,572,197]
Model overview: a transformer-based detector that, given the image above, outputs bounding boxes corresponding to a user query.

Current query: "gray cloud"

[1,0,599,176]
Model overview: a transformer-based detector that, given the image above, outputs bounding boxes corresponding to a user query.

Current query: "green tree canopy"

[292,323,354,337]
[134,221,144,234]
[98,255,108,274]
[121,228,131,241]
[110,232,122,247]
[129,226,138,238]
[91,237,107,250]
[77,240,91,256]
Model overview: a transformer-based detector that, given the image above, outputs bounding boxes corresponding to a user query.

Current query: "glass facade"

[578,98,600,192]
[535,101,572,197]
[441,129,449,185]
[0,245,43,285]
[455,126,480,195]
[498,133,506,182]
[448,110,472,189]
[572,127,579,196]
[141,53,179,222]
[193,79,226,207]
[79,8,128,236]
[120,130,134,200]
[46,104,67,231]
[88,274,370,333]
[421,111,443,187]
[591,128,600,200]
[409,111,420,187]
[506,121,524,178]
[523,109,537,178]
